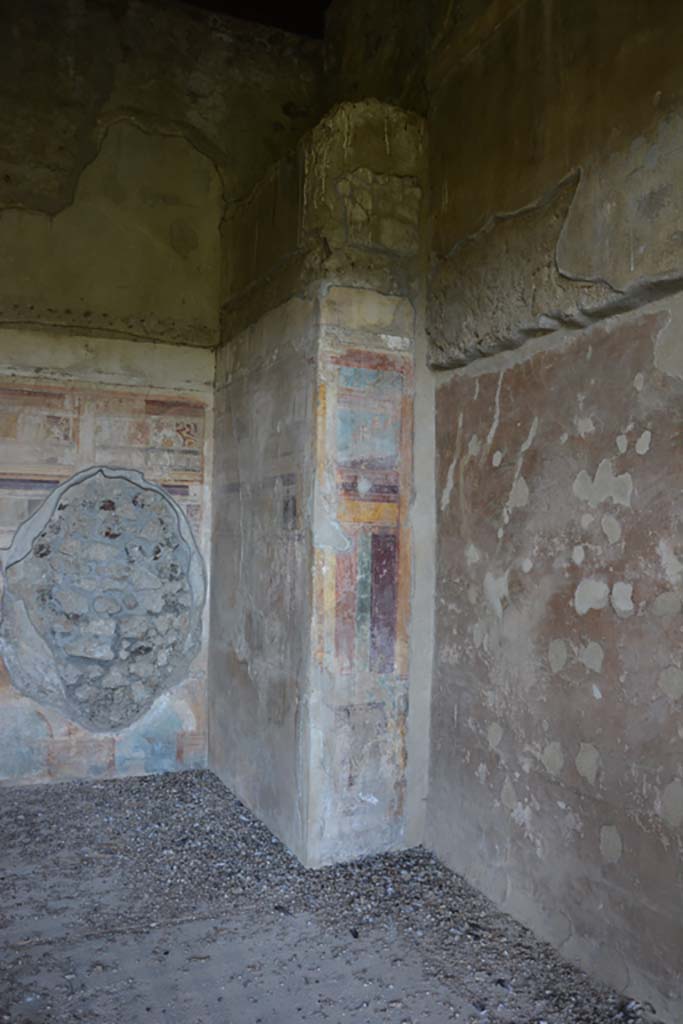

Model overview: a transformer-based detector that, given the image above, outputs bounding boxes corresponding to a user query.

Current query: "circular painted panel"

[0,467,206,732]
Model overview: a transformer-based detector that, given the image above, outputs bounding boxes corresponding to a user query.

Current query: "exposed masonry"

[0,467,205,732]
[427,170,683,369]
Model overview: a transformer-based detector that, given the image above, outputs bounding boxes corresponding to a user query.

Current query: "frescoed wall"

[309,330,414,863]
[0,332,213,783]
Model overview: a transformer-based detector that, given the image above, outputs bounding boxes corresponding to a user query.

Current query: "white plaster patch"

[600,825,623,864]
[359,792,379,805]
[611,581,634,618]
[574,578,609,615]
[487,722,503,749]
[380,334,411,350]
[465,543,480,566]
[486,371,504,448]
[592,684,603,701]
[468,435,482,458]
[357,476,372,496]
[651,591,682,617]
[633,373,645,392]
[601,513,622,545]
[661,778,683,828]
[492,450,503,467]
[580,513,594,529]
[572,459,633,508]
[657,539,683,586]
[521,558,533,574]
[508,475,529,510]
[635,429,652,455]
[658,666,683,701]
[576,743,600,786]
[441,456,457,512]
[484,571,509,620]
[576,416,595,437]
[315,517,352,552]
[616,434,628,454]
[501,777,517,810]
[572,545,585,566]
[542,741,564,777]
[520,416,539,454]
[548,639,568,674]
[654,311,683,380]
[579,641,604,673]
[440,411,462,513]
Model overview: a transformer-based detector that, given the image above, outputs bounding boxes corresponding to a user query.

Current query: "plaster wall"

[430,302,683,1020]
[0,330,213,783]
[209,297,317,859]
[419,2,683,1019]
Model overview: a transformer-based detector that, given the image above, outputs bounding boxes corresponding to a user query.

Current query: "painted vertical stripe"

[356,530,372,672]
[370,532,398,674]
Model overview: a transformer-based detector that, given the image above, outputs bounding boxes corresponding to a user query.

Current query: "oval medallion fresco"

[0,467,206,732]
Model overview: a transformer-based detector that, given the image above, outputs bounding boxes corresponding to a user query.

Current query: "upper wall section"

[221,100,426,340]
[0,0,322,347]
[426,0,683,367]
[428,0,683,251]
[1,0,322,214]
[324,0,683,369]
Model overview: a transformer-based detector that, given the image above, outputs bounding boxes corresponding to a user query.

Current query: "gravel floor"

[0,770,662,1024]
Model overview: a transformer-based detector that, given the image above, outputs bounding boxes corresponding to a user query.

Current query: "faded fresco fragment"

[0,376,210,783]
[312,342,413,859]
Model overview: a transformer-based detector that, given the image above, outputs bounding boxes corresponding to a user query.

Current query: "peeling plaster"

[574,578,609,615]
[611,581,634,618]
[548,639,568,674]
[600,825,623,864]
[572,459,633,508]
[576,744,601,786]
[484,570,509,620]
[654,310,683,380]
[635,429,652,455]
[660,779,683,828]
[657,539,683,586]
[487,722,503,749]
[579,641,604,673]
[601,514,622,545]
[651,591,682,616]
[658,666,683,701]
[541,741,564,777]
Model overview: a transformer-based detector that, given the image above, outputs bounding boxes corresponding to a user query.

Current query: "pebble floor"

[0,770,662,1024]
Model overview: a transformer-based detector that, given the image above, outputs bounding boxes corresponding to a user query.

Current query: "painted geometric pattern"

[316,349,412,681]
